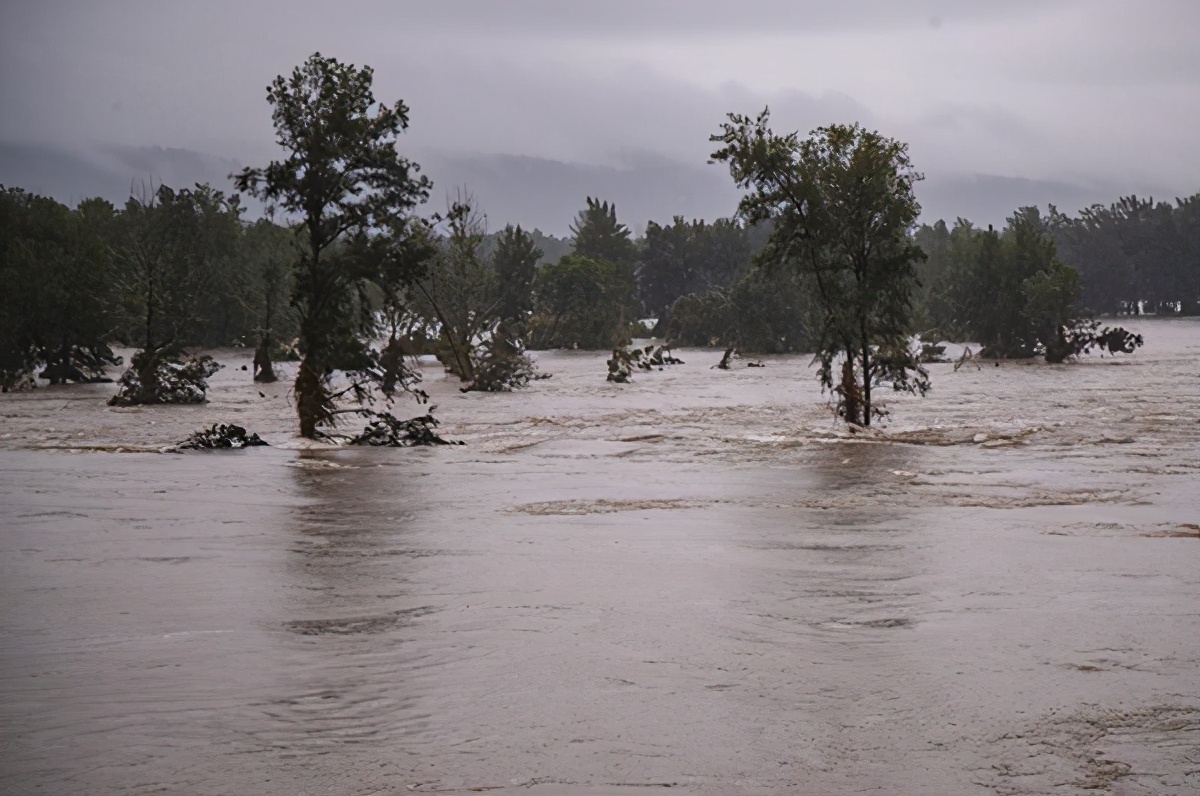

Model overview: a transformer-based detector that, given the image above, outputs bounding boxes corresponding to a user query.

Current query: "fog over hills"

[3,2,1197,235]
[0,142,1159,236]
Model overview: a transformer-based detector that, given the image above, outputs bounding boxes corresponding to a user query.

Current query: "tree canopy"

[234,52,432,437]
[710,110,928,425]
[570,197,635,268]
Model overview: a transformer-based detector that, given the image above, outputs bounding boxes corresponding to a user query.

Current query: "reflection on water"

[256,451,429,755]
[2,318,1199,794]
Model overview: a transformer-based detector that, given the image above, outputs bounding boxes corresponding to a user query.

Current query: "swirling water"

[2,318,1198,795]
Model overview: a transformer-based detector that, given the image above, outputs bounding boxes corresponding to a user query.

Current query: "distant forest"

[2,177,1195,384]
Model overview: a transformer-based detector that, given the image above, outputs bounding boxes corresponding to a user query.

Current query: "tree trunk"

[840,359,863,426]
[861,340,872,427]
[253,337,277,383]
[295,357,327,439]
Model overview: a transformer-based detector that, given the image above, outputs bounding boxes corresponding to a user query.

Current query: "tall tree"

[638,217,697,316]
[234,52,431,437]
[492,224,542,325]
[240,217,299,382]
[111,185,235,361]
[414,197,496,381]
[570,197,636,268]
[1048,193,1200,315]
[711,110,928,425]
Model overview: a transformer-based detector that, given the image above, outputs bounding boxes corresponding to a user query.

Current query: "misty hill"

[0,143,242,208]
[0,142,1158,235]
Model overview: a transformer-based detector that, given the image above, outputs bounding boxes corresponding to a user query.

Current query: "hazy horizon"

[2,0,1197,234]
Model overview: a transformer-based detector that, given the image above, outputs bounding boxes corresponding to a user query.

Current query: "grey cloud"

[335,0,1067,38]
[1,0,1196,232]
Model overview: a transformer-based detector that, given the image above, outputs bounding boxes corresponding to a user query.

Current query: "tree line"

[2,52,1191,432]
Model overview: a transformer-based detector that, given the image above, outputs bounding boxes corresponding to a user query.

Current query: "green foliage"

[1021,259,1082,362]
[110,184,246,355]
[913,207,1144,362]
[0,182,312,390]
[529,255,634,349]
[665,265,816,353]
[0,187,118,383]
[108,351,222,406]
[570,197,636,267]
[234,52,432,437]
[638,216,751,316]
[240,218,301,382]
[665,288,736,346]
[492,224,542,323]
[415,199,497,381]
[481,227,569,266]
[401,198,541,390]
[711,110,928,425]
[1048,193,1200,315]
[461,333,539,392]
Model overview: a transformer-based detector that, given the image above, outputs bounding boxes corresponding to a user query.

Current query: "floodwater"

[1,318,1197,795]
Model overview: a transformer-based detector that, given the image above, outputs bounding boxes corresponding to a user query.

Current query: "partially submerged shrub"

[349,411,463,446]
[606,348,635,383]
[1,367,37,393]
[39,344,122,384]
[462,335,543,393]
[108,351,222,406]
[178,423,268,450]
[606,344,683,382]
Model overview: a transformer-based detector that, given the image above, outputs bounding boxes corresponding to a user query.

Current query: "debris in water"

[177,423,268,450]
[954,346,981,371]
[606,344,683,382]
[349,412,463,446]
[919,341,948,363]
[714,345,736,370]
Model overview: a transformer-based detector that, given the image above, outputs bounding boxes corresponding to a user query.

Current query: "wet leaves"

[349,412,463,447]
[177,423,268,450]
[108,352,222,406]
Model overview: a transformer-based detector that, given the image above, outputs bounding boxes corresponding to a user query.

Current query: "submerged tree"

[106,184,242,405]
[235,52,431,437]
[415,197,496,381]
[914,207,1145,363]
[240,218,298,383]
[711,110,929,425]
[0,188,120,388]
[405,196,542,391]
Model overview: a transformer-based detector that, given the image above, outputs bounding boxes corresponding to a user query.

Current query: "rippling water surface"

[2,318,1198,795]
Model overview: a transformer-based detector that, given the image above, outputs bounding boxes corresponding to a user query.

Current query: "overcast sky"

[2,0,1198,232]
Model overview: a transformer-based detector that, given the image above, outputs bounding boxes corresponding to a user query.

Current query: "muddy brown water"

[2,318,1198,795]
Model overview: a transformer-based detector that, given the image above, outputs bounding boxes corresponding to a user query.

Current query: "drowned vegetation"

[0,55,1159,435]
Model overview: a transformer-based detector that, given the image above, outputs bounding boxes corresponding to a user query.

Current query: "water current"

[2,318,1198,795]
